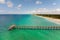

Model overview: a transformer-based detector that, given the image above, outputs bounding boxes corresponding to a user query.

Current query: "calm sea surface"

[0,14,60,40]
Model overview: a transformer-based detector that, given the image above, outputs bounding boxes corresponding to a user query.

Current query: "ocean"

[0,14,60,40]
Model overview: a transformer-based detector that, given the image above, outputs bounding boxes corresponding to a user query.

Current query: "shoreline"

[35,15,60,25]
[41,17,60,25]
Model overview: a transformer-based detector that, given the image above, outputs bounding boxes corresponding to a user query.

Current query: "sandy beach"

[39,16,60,25]
[35,15,60,25]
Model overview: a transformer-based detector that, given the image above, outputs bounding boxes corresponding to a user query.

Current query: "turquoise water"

[0,14,60,40]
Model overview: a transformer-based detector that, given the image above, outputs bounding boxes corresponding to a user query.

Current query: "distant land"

[36,14,60,19]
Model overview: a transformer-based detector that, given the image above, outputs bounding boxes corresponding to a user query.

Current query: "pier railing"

[15,26,60,30]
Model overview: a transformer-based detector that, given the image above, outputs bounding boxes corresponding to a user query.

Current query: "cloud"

[26,8,60,14]
[0,8,21,14]
[27,10,36,14]
[52,3,56,6]
[0,8,5,12]
[36,1,42,4]
[16,4,22,9]
[56,8,60,11]
[0,0,13,8]
[0,8,60,14]
[7,1,13,8]
[7,11,21,14]
[0,0,5,4]
[27,8,48,13]
[36,8,48,12]
[0,10,21,14]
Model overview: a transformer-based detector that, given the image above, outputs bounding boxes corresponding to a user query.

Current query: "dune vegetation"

[36,14,60,19]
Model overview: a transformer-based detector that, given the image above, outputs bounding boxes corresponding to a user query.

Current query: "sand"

[40,16,60,25]
[35,15,60,25]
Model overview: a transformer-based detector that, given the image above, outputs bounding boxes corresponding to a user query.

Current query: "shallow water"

[0,14,60,40]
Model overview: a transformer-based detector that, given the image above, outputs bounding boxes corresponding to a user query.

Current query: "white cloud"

[1,8,60,14]
[26,8,60,14]
[6,8,60,14]
[36,1,42,4]
[7,11,21,14]
[52,3,56,6]
[36,8,48,12]
[27,8,49,13]
[0,8,21,14]
[0,0,13,8]
[56,8,60,11]
[0,10,21,14]
[0,9,5,12]
[0,0,5,4]
[16,4,22,9]
[7,1,13,8]
[27,10,36,14]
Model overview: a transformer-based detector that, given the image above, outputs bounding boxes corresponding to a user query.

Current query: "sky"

[0,0,60,14]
